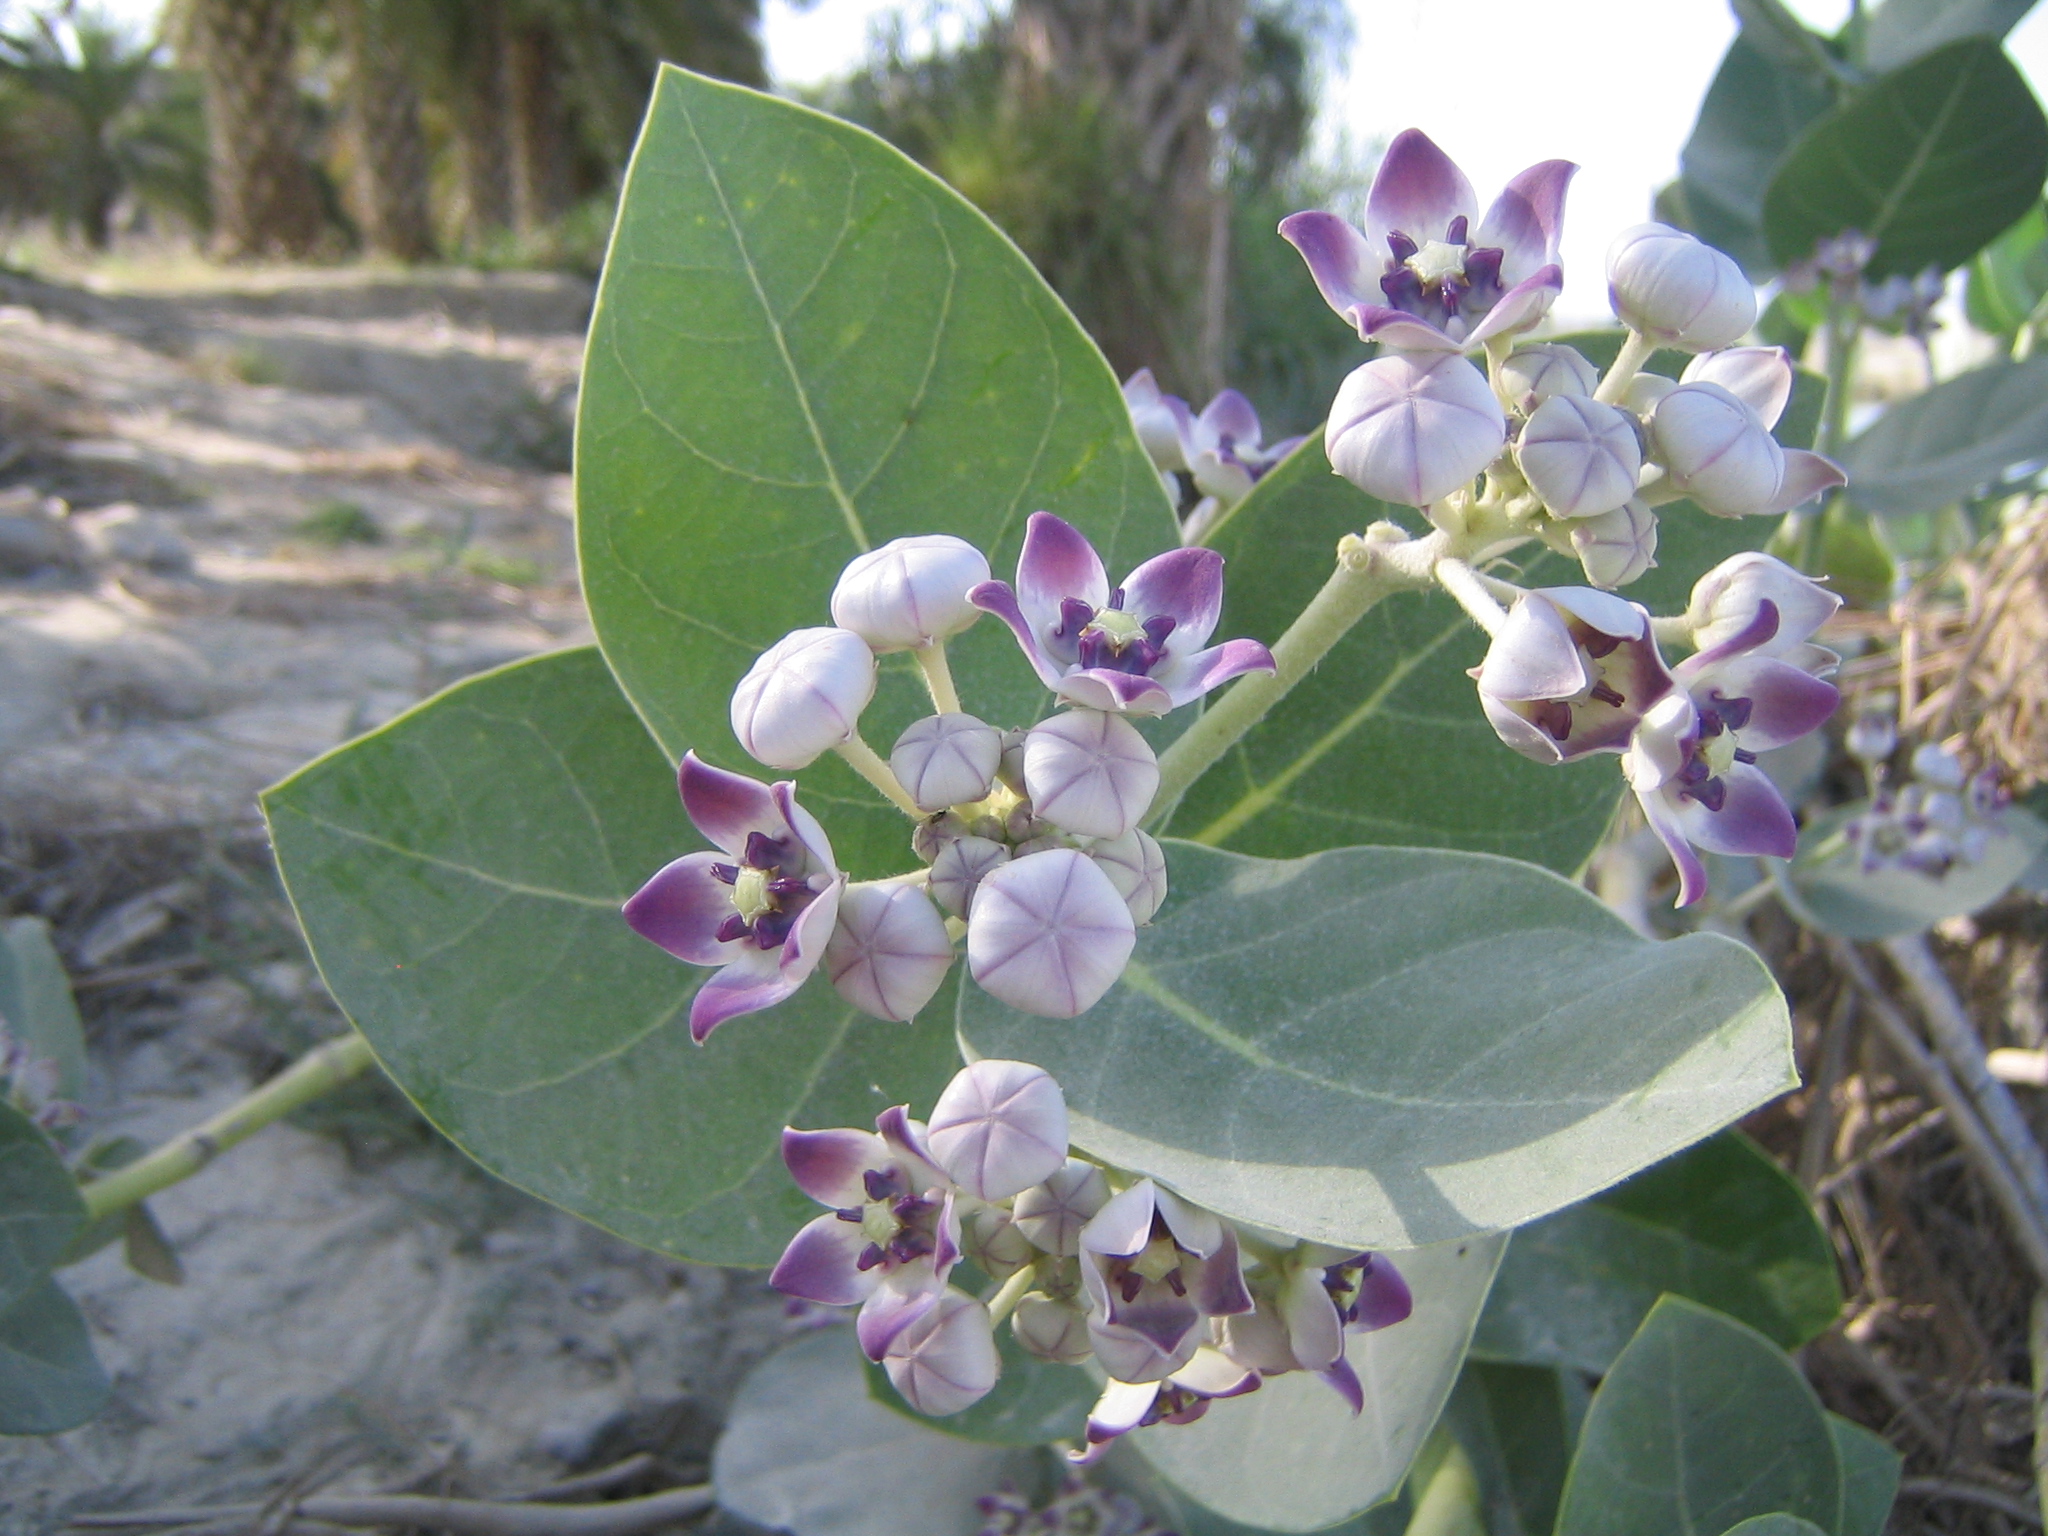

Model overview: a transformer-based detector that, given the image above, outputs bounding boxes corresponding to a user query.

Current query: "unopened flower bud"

[1498,344,1598,415]
[1607,223,1757,351]
[1517,395,1641,519]
[1013,1294,1094,1364]
[824,882,954,1022]
[1845,709,1897,765]
[1912,742,1966,791]
[831,535,990,653]
[1326,351,1505,508]
[1570,498,1658,589]
[967,848,1136,1018]
[1619,372,1677,417]
[729,627,877,770]
[964,1205,1037,1279]
[1012,1158,1111,1256]
[912,810,969,864]
[883,1288,999,1417]
[926,1059,1069,1202]
[1649,383,1783,516]
[996,728,1029,792]
[1088,829,1169,923]
[891,713,1003,812]
[1681,346,1793,430]
[1023,710,1159,840]
[928,835,1009,918]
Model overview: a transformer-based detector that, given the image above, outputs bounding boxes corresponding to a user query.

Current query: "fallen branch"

[67,1483,714,1536]
[1899,1476,2044,1526]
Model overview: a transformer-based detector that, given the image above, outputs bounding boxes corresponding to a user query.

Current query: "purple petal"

[1082,1379,1162,1448]
[1015,512,1108,643]
[772,781,836,875]
[1352,306,1464,352]
[1190,1227,1253,1317]
[969,580,1068,690]
[1091,1306,1202,1383]
[1352,1256,1413,1331]
[1693,655,1839,749]
[1279,1267,1344,1369]
[857,1265,945,1361]
[1153,1183,1225,1257]
[1681,598,1784,674]
[678,752,779,859]
[1475,595,1592,703]
[1159,638,1277,709]
[780,1125,887,1206]
[1081,1179,1160,1258]
[1318,1356,1365,1416]
[1763,450,1847,515]
[1366,128,1477,255]
[883,1289,999,1416]
[780,875,844,987]
[1198,389,1262,449]
[770,1212,883,1306]
[1638,784,1711,908]
[623,852,744,964]
[1681,347,1794,429]
[1121,546,1225,651]
[1056,670,1175,716]
[1463,265,1563,350]
[1676,762,1798,860]
[1172,1347,1262,1399]
[874,1104,951,1193]
[1475,160,1576,285]
[1279,210,1380,334]
[688,944,800,1043]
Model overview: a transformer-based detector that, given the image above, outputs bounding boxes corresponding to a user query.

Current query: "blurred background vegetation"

[0,0,1372,435]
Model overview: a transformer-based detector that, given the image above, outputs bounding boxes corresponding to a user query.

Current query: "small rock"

[0,505,85,577]
[74,880,195,969]
[73,503,195,576]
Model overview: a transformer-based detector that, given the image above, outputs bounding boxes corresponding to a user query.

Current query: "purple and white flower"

[1326,351,1506,508]
[1649,382,1845,519]
[623,753,846,1042]
[1215,1248,1411,1412]
[971,512,1275,715]
[966,848,1137,1018]
[1683,552,1842,675]
[1176,389,1304,509]
[1071,1348,1262,1466]
[822,881,954,1022]
[1281,129,1575,354]
[1078,1178,1253,1384]
[1123,368,1194,474]
[1474,588,1673,764]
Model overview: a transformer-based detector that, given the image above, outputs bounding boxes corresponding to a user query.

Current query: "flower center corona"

[708,830,815,950]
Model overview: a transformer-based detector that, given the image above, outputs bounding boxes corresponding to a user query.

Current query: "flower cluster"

[0,1026,78,1132]
[1475,552,1843,905]
[623,516,1275,1038]
[1282,130,1845,591]
[977,1473,1166,1536]
[770,1061,1412,1459]
[1835,728,2013,878]
[1123,371,1304,543]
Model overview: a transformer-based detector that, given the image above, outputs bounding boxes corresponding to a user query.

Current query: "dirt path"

[0,269,788,1530]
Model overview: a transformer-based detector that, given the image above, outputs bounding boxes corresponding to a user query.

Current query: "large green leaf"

[1828,1415,1902,1536]
[1837,355,2048,517]
[1554,1298,1841,1536]
[1443,1361,1576,1536]
[265,647,958,1268]
[959,842,1793,1251]
[1473,1131,1842,1373]
[1679,33,1839,275]
[1716,1520,1827,1536]
[865,1319,1093,1446]
[0,917,86,1104]
[1099,1450,1409,1536]
[1967,202,2048,335]
[1790,803,2048,940]
[1763,39,2048,278]
[1130,1233,1506,1533]
[0,1276,108,1436]
[1863,0,2041,71]
[575,66,1178,880]
[0,1102,82,1314]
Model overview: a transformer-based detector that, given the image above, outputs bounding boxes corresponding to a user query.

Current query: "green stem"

[984,1262,1039,1326]
[1786,291,1861,571]
[914,642,961,716]
[1433,558,1510,635]
[834,732,923,819]
[81,1032,379,1223]
[1592,329,1657,405]
[1147,529,1442,822]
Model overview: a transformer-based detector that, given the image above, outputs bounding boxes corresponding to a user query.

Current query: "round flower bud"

[967,848,1136,1018]
[1326,351,1505,508]
[995,727,1029,793]
[1569,499,1658,589]
[1022,709,1160,840]
[729,627,877,770]
[883,1288,999,1417]
[1845,709,1897,766]
[830,535,990,652]
[1516,395,1642,519]
[1013,1294,1093,1364]
[1912,742,1967,791]
[963,1205,1037,1280]
[1012,1158,1110,1256]
[1648,382,1784,517]
[1499,344,1599,416]
[926,1059,1070,1202]
[928,835,1010,918]
[890,713,1003,813]
[1088,829,1169,923]
[823,882,954,1022]
[1607,223,1757,352]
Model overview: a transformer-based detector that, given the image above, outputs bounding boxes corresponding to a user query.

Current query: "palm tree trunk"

[455,0,513,247]
[338,0,435,262]
[186,0,324,259]
[505,20,574,235]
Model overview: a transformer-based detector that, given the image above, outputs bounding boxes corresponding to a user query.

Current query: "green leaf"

[265,647,958,1268]
[1763,38,2048,279]
[0,1101,83,1314]
[575,65,1178,880]
[1554,1297,1841,1536]
[864,1318,1093,1445]
[1828,1414,1902,1536]
[1473,1131,1842,1374]
[1129,1233,1507,1533]
[1679,33,1839,275]
[1837,354,2048,518]
[1401,1428,1489,1536]
[959,842,1793,1252]
[1863,0,2041,71]
[1790,802,2048,940]
[1716,1519,1829,1536]
[0,917,86,1103]
[0,1276,108,1436]
[1966,203,2048,335]
[1443,1361,1576,1536]
[1098,1447,1411,1536]
[713,1327,1032,1536]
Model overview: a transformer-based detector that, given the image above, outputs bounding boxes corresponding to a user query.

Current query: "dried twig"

[2033,1293,2048,1533]
[65,1484,714,1536]
[1814,1107,1946,1198]
[1900,1476,2046,1526]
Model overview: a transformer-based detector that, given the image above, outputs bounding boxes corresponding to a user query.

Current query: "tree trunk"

[338,0,436,262]
[1007,0,1244,397]
[454,0,513,247]
[505,21,575,235]
[186,0,325,260]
